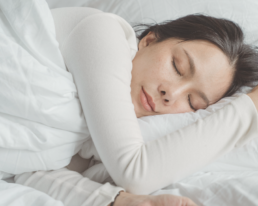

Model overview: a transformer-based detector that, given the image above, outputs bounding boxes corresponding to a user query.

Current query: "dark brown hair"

[133,14,258,97]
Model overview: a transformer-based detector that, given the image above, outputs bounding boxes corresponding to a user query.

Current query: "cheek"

[150,59,174,81]
[144,68,172,88]
[134,52,176,88]
[140,61,165,83]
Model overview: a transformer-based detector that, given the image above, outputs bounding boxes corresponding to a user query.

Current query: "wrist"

[108,191,125,206]
[109,191,149,206]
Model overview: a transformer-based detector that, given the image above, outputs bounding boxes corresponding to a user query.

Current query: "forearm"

[248,86,258,111]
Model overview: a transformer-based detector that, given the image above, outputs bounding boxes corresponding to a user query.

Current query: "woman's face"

[131,32,233,118]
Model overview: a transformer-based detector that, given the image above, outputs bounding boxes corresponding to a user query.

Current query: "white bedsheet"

[0,0,258,205]
[0,0,89,175]
[0,179,64,206]
[0,0,80,204]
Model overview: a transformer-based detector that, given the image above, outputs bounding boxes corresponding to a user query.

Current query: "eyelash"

[172,60,181,76]
[173,60,195,111]
[188,95,196,111]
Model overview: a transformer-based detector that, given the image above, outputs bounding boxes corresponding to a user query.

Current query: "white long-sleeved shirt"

[50,7,258,195]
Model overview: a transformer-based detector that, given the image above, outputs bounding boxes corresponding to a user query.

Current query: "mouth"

[140,87,156,112]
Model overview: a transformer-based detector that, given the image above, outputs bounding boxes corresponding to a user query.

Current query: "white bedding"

[44,1,258,205]
[46,0,258,205]
[0,0,77,204]
[0,179,63,206]
[0,0,89,175]
[0,0,258,205]
[46,0,258,46]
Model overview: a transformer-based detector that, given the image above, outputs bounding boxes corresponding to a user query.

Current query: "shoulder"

[51,7,138,60]
[69,11,138,59]
[87,12,138,59]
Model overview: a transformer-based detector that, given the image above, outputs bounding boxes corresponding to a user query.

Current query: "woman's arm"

[60,10,258,194]
[248,85,258,110]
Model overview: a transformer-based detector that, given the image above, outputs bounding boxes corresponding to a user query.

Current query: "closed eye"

[188,95,196,111]
[173,60,181,76]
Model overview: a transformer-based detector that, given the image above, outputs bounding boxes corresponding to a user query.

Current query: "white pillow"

[46,0,258,46]
[138,88,252,142]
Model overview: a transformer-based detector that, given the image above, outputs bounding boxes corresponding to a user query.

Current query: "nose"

[159,84,183,105]
[160,90,174,104]
[161,91,168,102]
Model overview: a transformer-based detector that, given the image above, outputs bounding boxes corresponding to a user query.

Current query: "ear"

[138,31,157,50]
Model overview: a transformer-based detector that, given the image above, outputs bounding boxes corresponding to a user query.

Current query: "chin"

[135,109,145,118]
[137,111,153,118]
[135,109,143,118]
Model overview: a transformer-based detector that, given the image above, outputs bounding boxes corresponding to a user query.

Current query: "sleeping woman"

[14,6,258,206]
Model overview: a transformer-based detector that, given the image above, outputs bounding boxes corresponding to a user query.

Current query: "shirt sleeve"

[61,11,258,194]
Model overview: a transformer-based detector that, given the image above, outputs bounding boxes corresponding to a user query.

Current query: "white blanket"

[0,0,258,205]
[0,0,89,175]
[0,0,82,204]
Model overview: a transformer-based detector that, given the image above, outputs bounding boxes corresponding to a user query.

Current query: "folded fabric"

[46,0,258,47]
[0,0,89,175]
[0,179,64,206]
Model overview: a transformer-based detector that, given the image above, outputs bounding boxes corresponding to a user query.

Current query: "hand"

[111,191,198,206]
[247,85,258,111]
[65,154,91,173]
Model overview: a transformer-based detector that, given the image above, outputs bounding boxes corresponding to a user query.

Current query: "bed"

[1,0,258,205]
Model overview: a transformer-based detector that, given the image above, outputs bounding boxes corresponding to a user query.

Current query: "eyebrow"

[183,49,210,108]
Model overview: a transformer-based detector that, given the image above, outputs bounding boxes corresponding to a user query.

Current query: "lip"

[140,87,155,112]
